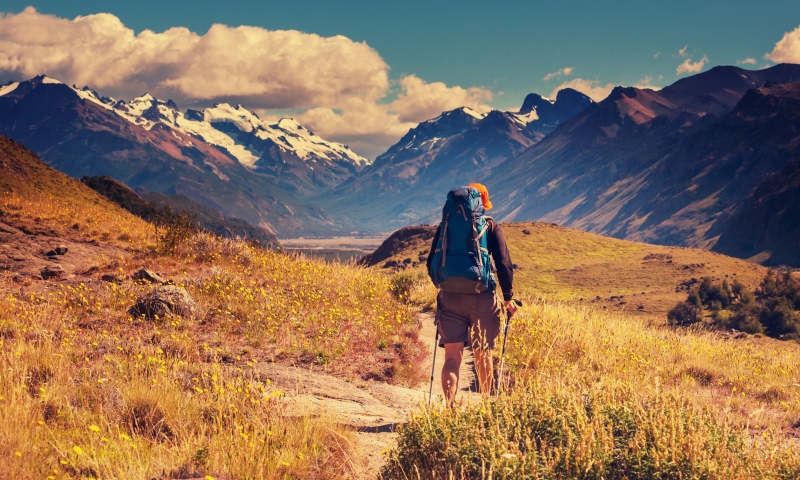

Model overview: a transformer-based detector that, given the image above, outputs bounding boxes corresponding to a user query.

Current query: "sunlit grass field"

[0,141,426,477]
[384,295,800,478]
[4,135,800,478]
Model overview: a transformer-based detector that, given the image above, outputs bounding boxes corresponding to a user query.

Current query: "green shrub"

[667,301,700,326]
[383,380,800,479]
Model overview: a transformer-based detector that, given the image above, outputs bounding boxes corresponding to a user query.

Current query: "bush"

[759,297,800,340]
[667,301,700,326]
[699,277,731,309]
[154,208,198,255]
[759,269,800,309]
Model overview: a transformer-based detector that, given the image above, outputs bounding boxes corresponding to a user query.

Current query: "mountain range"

[2,65,800,266]
[0,76,366,236]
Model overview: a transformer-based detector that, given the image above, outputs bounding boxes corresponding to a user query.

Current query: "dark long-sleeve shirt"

[426,218,514,301]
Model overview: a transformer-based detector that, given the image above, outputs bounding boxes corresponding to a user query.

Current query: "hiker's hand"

[504,300,517,317]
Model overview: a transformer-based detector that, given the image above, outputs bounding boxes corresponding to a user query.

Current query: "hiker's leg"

[441,343,464,407]
[473,348,494,395]
[469,292,503,395]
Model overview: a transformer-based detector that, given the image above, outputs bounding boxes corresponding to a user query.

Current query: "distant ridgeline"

[4,67,800,266]
[81,176,278,247]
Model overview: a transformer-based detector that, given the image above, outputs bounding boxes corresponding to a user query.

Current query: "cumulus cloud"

[737,58,757,65]
[678,45,689,57]
[765,25,800,63]
[549,78,615,102]
[676,55,708,75]
[543,67,574,81]
[0,7,492,158]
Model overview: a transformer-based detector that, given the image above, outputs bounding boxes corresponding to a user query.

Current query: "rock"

[383,260,398,268]
[402,258,412,264]
[522,230,531,235]
[45,250,58,257]
[132,268,165,284]
[41,264,64,280]
[101,274,123,284]
[55,245,68,255]
[128,285,198,320]
[418,254,427,263]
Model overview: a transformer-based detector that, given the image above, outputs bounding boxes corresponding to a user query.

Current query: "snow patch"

[0,82,19,97]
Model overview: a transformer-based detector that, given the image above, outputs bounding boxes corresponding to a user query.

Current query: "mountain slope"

[0,134,152,244]
[486,64,800,254]
[80,175,279,246]
[0,76,343,236]
[326,90,593,231]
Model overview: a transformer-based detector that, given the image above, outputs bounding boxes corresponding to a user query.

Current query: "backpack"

[429,186,496,294]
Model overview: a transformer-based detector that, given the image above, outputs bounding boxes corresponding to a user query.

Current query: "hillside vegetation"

[80,175,279,247]
[0,137,424,478]
[367,221,768,318]
[385,297,800,478]
[365,221,800,478]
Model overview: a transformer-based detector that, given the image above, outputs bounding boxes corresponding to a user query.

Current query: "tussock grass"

[1,218,424,476]
[385,298,800,478]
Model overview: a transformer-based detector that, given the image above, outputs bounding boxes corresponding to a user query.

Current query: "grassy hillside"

[0,137,425,478]
[368,222,768,318]
[0,137,153,246]
[368,221,800,477]
[386,298,800,478]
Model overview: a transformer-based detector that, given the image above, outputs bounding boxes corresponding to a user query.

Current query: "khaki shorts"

[435,291,503,350]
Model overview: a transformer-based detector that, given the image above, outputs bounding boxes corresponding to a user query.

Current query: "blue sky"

[2,1,799,156]
[5,0,798,109]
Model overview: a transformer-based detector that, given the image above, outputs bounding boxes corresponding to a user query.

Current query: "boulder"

[128,285,198,320]
[55,245,68,255]
[132,268,166,284]
[41,264,64,280]
[522,229,531,235]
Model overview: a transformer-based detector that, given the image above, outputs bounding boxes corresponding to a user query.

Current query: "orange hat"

[468,183,492,210]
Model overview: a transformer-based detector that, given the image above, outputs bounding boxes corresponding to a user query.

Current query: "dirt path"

[255,312,482,478]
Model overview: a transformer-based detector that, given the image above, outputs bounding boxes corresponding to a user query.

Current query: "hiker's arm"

[488,221,514,301]
[425,227,440,283]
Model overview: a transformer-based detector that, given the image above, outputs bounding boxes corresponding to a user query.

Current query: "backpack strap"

[440,213,449,268]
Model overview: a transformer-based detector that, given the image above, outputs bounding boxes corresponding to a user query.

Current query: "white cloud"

[736,58,757,65]
[676,55,708,75]
[549,78,615,102]
[0,7,493,158]
[654,52,661,58]
[634,75,661,91]
[543,67,574,81]
[678,45,689,57]
[765,25,800,63]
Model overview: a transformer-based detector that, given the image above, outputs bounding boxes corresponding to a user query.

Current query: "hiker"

[426,183,515,406]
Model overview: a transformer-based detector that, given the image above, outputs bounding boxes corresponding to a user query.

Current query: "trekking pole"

[428,329,440,405]
[496,299,523,397]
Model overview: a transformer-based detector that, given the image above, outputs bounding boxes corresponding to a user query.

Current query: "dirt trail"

[259,312,482,478]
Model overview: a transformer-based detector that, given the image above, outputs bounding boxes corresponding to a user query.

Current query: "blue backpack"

[429,186,496,294]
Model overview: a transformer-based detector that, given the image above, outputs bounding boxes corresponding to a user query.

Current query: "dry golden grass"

[374,221,769,319]
[0,227,429,477]
[0,137,154,247]
[385,297,800,478]
[0,141,428,477]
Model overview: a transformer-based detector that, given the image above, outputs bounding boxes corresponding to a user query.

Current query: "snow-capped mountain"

[0,75,349,236]
[63,81,368,195]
